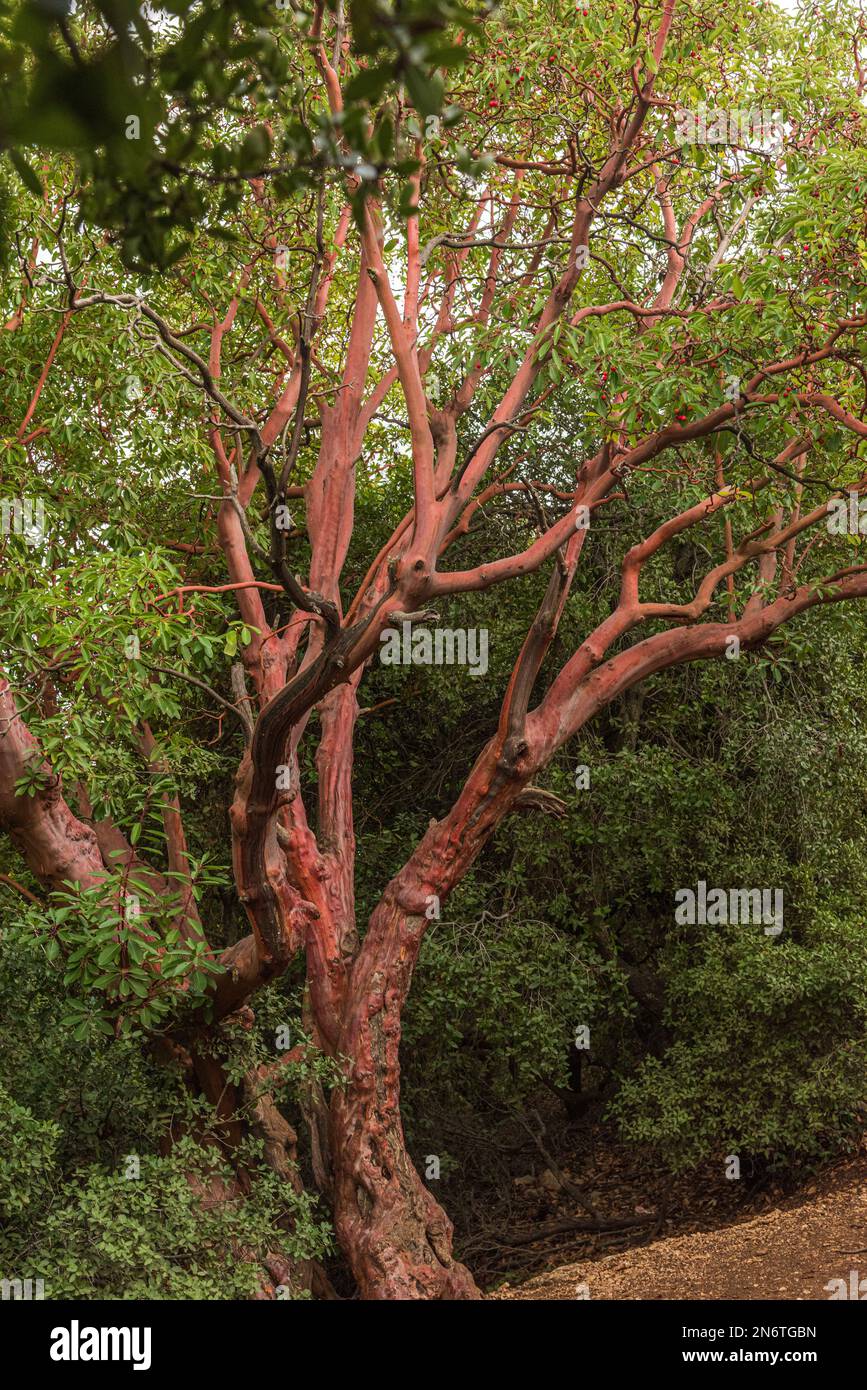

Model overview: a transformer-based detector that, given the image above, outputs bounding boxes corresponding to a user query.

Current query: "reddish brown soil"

[491,1156,867,1300]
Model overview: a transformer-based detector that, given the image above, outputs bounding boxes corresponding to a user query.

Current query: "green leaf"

[8,149,43,198]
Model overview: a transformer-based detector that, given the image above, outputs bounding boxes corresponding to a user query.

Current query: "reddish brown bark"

[0,678,104,889]
[331,889,479,1299]
[329,737,531,1298]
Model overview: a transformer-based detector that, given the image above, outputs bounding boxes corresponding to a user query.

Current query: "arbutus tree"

[3,0,867,1298]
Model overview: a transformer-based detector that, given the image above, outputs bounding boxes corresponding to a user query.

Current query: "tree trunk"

[324,737,536,1298]
[329,895,480,1299]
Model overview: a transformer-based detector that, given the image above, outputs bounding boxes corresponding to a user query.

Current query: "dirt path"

[492,1160,867,1300]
